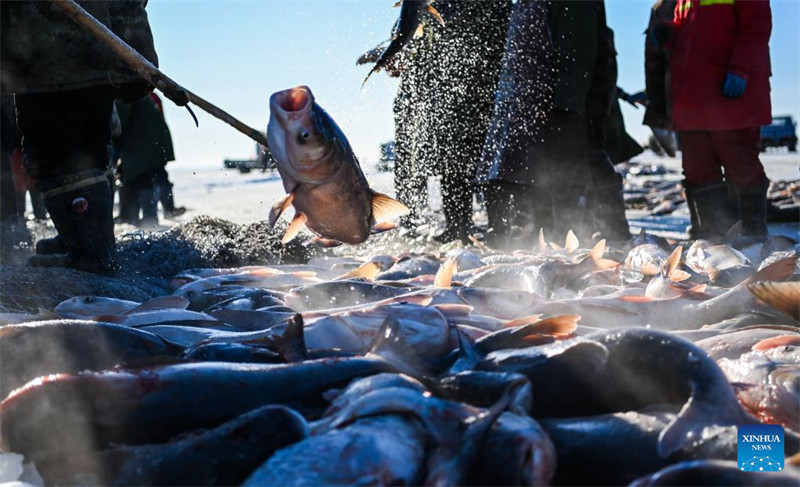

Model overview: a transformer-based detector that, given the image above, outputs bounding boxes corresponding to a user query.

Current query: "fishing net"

[0,266,165,313]
[0,216,312,313]
[116,216,312,279]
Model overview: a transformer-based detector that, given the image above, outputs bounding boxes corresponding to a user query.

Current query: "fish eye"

[83,296,94,303]
[297,130,311,144]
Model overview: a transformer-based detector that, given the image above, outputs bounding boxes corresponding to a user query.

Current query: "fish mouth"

[270,86,313,115]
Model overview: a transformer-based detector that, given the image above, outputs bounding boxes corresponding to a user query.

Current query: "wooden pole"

[51,0,270,147]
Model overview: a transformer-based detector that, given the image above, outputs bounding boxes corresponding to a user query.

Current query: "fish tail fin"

[658,395,753,457]
[747,281,800,321]
[367,315,426,378]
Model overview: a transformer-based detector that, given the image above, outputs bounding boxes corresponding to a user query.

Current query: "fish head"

[267,86,346,188]
[53,296,138,318]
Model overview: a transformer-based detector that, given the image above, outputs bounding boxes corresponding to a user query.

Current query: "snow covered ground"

[155,149,798,241]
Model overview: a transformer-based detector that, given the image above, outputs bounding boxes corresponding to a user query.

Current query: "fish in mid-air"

[266,86,408,246]
[361,0,444,86]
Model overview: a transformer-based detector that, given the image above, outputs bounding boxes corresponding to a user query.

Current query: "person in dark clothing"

[116,93,176,227]
[584,24,635,242]
[1,0,158,274]
[480,0,612,247]
[643,0,678,157]
[391,0,511,243]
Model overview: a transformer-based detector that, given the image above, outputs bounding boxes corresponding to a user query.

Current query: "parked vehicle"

[376,141,396,172]
[223,144,277,173]
[760,115,797,152]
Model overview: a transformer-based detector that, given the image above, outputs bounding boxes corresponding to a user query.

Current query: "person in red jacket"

[654,0,772,239]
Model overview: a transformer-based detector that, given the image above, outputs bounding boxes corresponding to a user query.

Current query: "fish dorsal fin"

[664,246,683,279]
[565,230,579,253]
[371,192,409,224]
[688,283,707,294]
[434,259,457,288]
[426,4,445,26]
[747,281,800,320]
[268,191,295,228]
[282,212,308,243]
[336,261,382,281]
[123,296,191,315]
[538,228,547,252]
[752,334,800,352]
[586,239,606,263]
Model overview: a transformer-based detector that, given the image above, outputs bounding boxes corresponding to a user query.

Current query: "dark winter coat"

[667,0,772,130]
[643,0,677,129]
[1,0,157,99]
[396,0,510,179]
[116,96,174,184]
[478,0,604,186]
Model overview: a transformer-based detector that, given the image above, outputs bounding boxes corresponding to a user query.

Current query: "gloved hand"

[647,23,672,47]
[722,73,747,98]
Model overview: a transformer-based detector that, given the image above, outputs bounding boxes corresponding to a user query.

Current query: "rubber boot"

[684,182,737,240]
[551,185,589,242]
[589,179,631,243]
[29,170,117,275]
[35,235,66,255]
[139,182,159,228]
[732,183,769,239]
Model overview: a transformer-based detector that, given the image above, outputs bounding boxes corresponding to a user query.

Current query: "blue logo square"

[738,424,785,472]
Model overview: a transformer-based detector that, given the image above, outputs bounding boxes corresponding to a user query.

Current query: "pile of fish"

[620,159,799,222]
[2,231,800,486]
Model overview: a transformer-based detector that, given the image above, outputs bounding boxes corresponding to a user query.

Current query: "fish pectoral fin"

[669,269,691,282]
[565,230,579,253]
[433,258,457,288]
[640,262,660,276]
[336,261,382,281]
[367,315,426,378]
[371,221,397,234]
[414,23,424,38]
[522,314,580,336]
[663,246,682,278]
[269,192,295,228]
[371,192,410,224]
[282,212,308,244]
[427,4,445,26]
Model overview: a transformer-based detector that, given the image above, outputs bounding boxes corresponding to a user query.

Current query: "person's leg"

[586,148,630,242]
[435,169,474,243]
[17,86,117,274]
[679,130,736,239]
[138,172,159,227]
[710,127,769,238]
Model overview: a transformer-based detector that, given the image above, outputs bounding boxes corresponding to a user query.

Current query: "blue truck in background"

[761,115,797,152]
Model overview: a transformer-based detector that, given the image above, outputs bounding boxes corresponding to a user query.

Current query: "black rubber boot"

[35,235,66,255]
[30,170,117,275]
[732,183,769,238]
[684,182,737,240]
[551,185,589,242]
[589,179,631,242]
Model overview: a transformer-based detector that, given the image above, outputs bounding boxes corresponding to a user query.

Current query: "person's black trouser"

[153,166,182,213]
[15,86,117,273]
